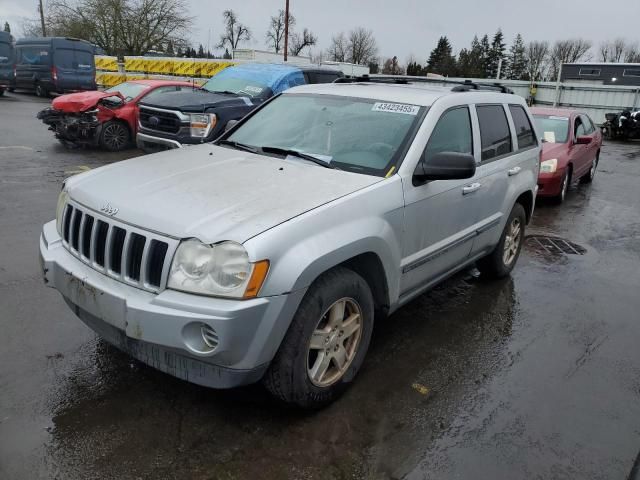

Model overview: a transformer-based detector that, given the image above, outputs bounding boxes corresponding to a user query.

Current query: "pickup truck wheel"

[477,203,526,280]
[100,121,130,152]
[263,267,374,409]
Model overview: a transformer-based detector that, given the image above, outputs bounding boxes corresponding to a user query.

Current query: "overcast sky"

[2,0,640,61]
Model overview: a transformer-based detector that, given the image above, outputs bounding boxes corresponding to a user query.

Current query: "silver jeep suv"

[40,77,539,408]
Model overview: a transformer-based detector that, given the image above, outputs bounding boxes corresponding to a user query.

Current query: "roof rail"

[334,75,514,94]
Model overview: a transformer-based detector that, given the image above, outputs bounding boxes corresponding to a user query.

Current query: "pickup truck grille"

[61,203,173,293]
[139,107,182,134]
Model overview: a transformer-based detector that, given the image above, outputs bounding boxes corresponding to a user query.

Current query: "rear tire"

[580,153,598,184]
[100,121,131,152]
[35,83,48,98]
[477,203,526,280]
[263,267,374,409]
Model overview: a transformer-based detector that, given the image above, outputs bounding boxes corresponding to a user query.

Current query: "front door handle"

[462,182,482,195]
[508,166,522,176]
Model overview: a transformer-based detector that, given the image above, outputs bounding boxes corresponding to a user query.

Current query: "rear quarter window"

[509,105,536,149]
[18,46,50,66]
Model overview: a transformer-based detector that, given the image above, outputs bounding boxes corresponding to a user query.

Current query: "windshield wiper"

[210,90,238,95]
[260,146,337,169]
[217,139,258,153]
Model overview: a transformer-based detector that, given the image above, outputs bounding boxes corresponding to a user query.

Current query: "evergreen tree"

[3,22,10,33]
[176,46,183,57]
[487,29,506,78]
[166,40,174,56]
[223,48,232,59]
[506,33,527,80]
[197,44,205,58]
[479,34,492,77]
[426,36,456,76]
[406,61,424,76]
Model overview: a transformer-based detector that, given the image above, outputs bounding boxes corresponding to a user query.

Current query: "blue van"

[14,37,96,97]
[0,31,14,96]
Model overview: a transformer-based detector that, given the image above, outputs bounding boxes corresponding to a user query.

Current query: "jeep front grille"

[139,107,183,134]
[60,203,176,293]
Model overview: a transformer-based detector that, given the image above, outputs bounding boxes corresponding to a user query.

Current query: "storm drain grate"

[525,235,587,256]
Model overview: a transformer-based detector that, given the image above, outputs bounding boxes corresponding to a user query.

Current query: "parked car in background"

[37,80,195,151]
[0,31,14,96]
[40,78,539,408]
[531,107,602,203]
[136,63,344,152]
[13,37,96,97]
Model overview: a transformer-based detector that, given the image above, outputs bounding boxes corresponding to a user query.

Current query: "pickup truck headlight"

[540,158,558,173]
[55,189,69,235]
[168,239,269,298]
[190,113,217,138]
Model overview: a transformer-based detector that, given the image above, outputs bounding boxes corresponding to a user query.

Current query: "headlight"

[190,113,217,138]
[55,189,69,235]
[540,158,558,173]
[168,239,269,298]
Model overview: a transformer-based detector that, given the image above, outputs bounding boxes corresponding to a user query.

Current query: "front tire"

[553,168,570,204]
[477,203,526,280]
[580,153,599,184]
[263,267,374,409]
[100,121,131,152]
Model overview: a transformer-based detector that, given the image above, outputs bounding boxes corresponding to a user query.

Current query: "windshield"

[106,82,149,102]
[224,94,424,176]
[533,115,570,143]
[203,75,270,97]
[0,43,11,64]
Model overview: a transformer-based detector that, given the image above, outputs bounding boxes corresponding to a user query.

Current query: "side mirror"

[414,152,476,184]
[225,119,239,132]
[575,135,591,145]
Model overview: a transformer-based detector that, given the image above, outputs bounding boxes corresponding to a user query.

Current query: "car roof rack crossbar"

[334,75,514,94]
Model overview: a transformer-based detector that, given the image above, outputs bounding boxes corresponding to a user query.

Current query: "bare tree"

[218,9,250,51]
[548,39,592,79]
[600,39,627,62]
[347,27,378,65]
[33,0,192,56]
[265,9,294,53]
[288,28,317,56]
[625,44,640,63]
[382,56,404,75]
[525,41,549,81]
[327,32,347,62]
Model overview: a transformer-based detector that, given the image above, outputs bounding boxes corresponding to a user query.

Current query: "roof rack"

[334,75,514,94]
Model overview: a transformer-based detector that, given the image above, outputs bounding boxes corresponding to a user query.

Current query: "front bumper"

[136,132,184,150]
[537,169,565,197]
[39,220,306,388]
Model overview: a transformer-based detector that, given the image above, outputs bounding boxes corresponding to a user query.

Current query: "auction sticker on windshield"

[372,102,420,115]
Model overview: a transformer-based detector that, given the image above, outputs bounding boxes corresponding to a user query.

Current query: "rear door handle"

[508,166,521,176]
[462,182,482,195]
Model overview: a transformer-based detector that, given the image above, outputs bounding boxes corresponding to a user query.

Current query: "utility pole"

[39,0,47,37]
[283,0,289,62]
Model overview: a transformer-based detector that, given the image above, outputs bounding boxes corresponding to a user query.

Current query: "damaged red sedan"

[37,80,196,151]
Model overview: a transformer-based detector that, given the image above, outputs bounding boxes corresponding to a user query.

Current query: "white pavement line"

[0,146,35,150]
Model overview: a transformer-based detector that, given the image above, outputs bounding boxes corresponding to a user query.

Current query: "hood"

[52,91,124,113]
[66,144,381,243]
[541,142,568,161]
[140,89,247,113]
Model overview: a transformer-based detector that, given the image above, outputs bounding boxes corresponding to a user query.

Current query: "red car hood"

[541,142,568,161]
[52,91,125,113]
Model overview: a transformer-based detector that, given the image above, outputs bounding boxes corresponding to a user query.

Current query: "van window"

[424,107,473,161]
[74,50,94,70]
[0,43,11,64]
[476,105,513,161]
[508,105,536,149]
[18,46,50,66]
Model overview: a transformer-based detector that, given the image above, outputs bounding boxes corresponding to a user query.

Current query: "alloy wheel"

[103,123,128,151]
[307,298,363,387]
[502,217,522,266]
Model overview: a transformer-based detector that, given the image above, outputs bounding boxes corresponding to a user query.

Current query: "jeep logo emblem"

[100,203,119,216]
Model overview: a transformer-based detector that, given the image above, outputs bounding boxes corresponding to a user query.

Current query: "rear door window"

[74,50,94,71]
[476,105,513,161]
[508,105,536,149]
[55,49,94,70]
[0,43,11,65]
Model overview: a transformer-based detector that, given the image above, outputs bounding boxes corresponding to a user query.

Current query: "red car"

[531,107,602,203]
[37,79,196,151]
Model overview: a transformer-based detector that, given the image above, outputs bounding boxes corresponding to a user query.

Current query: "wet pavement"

[1,91,640,480]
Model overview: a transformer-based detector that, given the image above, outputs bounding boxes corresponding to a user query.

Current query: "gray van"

[0,31,14,96]
[14,37,96,97]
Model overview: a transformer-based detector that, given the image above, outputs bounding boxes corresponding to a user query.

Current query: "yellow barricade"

[96,72,126,87]
[95,55,118,72]
[124,57,148,73]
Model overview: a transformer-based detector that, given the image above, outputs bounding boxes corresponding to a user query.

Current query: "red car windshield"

[534,115,569,144]
[105,82,149,102]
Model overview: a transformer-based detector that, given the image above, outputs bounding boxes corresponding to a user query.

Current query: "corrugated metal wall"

[450,78,640,124]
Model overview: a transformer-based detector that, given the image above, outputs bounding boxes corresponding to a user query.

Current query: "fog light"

[201,323,219,349]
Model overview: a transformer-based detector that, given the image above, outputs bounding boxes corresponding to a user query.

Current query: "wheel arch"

[515,189,534,224]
